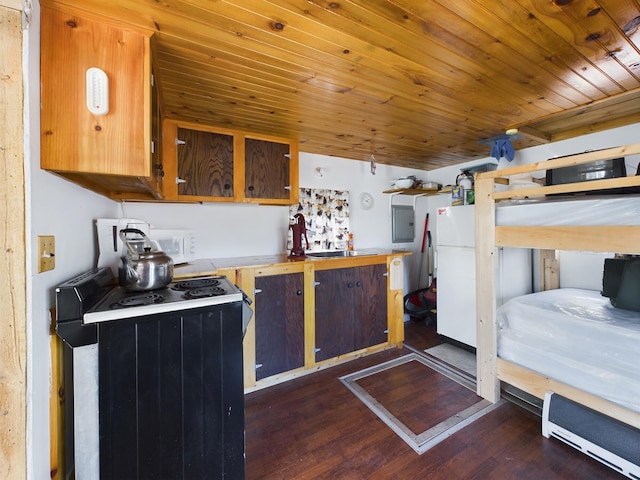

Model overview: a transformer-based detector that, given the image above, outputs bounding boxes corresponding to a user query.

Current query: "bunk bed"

[474,143,640,429]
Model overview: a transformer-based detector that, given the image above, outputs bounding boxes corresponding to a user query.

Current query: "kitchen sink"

[305,250,375,258]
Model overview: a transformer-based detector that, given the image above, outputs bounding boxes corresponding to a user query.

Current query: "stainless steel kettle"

[118,228,174,292]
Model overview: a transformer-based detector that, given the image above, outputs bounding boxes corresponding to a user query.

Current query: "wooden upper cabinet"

[176,128,233,199]
[244,137,297,204]
[40,6,161,201]
[162,120,298,205]
[162,120,240,202]
[177,128,235,198]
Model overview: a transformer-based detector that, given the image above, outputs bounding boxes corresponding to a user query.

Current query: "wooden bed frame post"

[474,174,500,402]
[539,250,559,291]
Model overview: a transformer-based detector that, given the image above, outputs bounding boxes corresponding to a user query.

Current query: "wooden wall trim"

[0,5,27,480]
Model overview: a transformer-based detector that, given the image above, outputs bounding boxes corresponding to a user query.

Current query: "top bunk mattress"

[497,288,640,413]
[496,194,640,226]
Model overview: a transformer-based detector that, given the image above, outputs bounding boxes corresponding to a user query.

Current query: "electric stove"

[83,274,243,323]
[55,267,247,346]
[54,267,248,480]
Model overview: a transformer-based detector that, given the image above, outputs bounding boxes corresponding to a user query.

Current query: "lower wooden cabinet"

[314,268,353,361]
[254,272,305,380]
[315,264,388,362]
[353,264,389,350]
[239,255,405,391]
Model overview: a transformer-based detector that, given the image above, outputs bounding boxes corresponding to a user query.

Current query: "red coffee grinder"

[289,213,309,258]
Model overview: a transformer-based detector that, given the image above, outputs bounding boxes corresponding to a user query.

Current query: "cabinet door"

[177,128,235,198]
[254,273,305,380]
[245,138,290,200]
[314,268,356,361]
[353,264,388,350]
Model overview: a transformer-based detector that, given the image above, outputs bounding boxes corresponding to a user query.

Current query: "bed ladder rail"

[542,391,640,479]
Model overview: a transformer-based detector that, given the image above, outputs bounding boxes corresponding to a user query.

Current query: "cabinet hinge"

[175,138,186,146]
[254,288,263,294]
[175,177,186,185]
[255,364,263,370]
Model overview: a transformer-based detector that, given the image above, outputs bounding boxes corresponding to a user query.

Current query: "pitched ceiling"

[44,0,640,170]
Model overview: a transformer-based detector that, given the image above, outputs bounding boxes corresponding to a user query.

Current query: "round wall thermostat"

[359,192,374,210]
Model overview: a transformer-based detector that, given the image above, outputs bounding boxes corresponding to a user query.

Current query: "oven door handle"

[239,288,253,338]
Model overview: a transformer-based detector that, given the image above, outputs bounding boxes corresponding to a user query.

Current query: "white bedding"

[496,194,640,226]
[497,288,640,413]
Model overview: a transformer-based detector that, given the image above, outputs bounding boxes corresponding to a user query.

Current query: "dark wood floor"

[244,320,620,479]
[403,317,442,351]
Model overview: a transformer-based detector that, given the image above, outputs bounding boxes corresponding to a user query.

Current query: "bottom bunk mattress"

[497,288,640,413]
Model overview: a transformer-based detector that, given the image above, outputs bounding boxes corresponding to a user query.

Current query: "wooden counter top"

[173,249,411,278]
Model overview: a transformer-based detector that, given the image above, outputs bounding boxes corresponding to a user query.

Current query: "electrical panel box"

[391,205,414,243]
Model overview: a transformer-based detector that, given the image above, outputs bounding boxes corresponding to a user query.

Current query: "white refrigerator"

[435,205,531,348]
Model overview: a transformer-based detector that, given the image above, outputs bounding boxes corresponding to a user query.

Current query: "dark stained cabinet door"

[314,268,356,361]
[353,264,388,350]
[177,128,234,198]
[245,138,290,200]
[315,265,387,362]
[255,273,305,380]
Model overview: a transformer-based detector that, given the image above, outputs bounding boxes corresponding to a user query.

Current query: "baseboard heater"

[542,391,640,479]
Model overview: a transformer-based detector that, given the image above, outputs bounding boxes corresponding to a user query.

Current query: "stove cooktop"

[84,275,243,324]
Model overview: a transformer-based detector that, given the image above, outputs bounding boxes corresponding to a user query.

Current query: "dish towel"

[491,138,515,162]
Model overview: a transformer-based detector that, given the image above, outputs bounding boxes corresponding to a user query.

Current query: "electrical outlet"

[38,235,55,273]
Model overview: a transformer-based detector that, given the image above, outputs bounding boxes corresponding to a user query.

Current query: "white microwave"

[148,228,196,265]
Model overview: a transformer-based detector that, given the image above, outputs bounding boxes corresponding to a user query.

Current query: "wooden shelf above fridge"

[382,187,441,196]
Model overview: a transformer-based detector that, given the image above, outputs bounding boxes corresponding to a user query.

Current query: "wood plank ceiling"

[44,0,640,170]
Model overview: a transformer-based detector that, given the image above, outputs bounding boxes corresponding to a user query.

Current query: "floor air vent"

[542,391,640,479]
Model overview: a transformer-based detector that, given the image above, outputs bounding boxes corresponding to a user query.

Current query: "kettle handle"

[119,228,150,257]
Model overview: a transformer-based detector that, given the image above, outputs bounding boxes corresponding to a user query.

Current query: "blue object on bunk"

[491,136,515,162]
